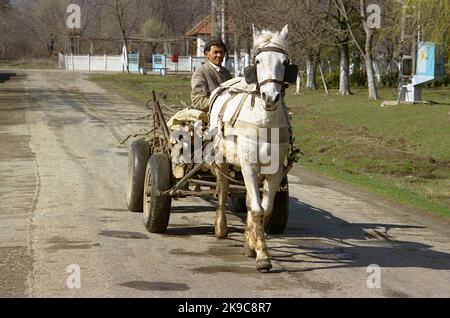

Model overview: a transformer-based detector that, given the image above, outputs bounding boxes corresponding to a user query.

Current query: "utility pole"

[211,0,219,37]
[221,0,228,67]
[221,0,227,45]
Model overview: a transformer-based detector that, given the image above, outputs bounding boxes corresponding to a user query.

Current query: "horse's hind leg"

[241,165,272,272]
[215,163,229,239]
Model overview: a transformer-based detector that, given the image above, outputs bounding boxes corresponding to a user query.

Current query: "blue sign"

[413,42,446,85]
[416,42,435,77]
[152,54,166,71]
[128,53,140,73]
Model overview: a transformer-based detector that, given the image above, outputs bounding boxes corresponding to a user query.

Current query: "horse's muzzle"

[261,92,281,111]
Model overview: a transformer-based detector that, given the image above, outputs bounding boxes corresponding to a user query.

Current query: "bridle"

[253,46,291,91]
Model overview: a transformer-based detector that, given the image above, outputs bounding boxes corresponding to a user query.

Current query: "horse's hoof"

[256,259,272,273]
[215,231,228,240]
[243,245,257,258]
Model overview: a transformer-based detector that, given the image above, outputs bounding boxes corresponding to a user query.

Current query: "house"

[186,14,235,57]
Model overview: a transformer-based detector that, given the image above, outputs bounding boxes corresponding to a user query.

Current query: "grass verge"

[0,58,56,70]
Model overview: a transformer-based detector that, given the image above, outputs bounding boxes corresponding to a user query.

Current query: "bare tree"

[102,0,153,70]
[282,0,331,90]
[325,0,354,95]
[332,0,379,99]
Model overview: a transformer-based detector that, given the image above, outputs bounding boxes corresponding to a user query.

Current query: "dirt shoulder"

[0,70,35,297]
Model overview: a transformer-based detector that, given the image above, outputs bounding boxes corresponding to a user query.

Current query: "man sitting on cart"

[191,38,232,112]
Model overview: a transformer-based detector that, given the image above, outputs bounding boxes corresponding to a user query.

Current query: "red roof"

[186,14,235,37]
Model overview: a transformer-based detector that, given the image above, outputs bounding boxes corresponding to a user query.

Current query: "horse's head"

[245,25,297,111]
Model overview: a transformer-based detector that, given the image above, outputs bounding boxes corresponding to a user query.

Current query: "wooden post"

[318,62,329,95]
[104,54,107,71]
[296,73,301,95]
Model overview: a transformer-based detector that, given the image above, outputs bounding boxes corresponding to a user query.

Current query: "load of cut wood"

[167,109,209,179]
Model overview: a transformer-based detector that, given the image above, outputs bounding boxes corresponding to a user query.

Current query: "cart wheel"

[127,139,151,212]
[265,176,289,234]
[143,153,172,233]
[229,197,247,213]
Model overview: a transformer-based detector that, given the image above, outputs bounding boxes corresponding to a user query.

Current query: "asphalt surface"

[1,69,450,298]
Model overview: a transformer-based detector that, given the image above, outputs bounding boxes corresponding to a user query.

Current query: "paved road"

[1,70,450,298]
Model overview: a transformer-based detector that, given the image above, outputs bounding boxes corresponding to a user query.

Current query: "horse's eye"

[255,60,260,65]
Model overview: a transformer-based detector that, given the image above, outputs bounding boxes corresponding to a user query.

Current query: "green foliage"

[380,73,399,88]
[350,71,366,87]
[323,71,340,89]
[405,0,450,53]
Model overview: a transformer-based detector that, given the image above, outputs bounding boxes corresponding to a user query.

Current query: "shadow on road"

[0,72,17,83]
[268,196,450,272]
[168,195,450,272]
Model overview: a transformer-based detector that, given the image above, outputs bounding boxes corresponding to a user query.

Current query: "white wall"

[196,36,206,57]
[59,53,124,72]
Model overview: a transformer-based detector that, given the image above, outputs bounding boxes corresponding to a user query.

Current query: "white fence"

[58,53,125,72]
[160,55,249,75]
[165,56,207,73]
[58,52,251,75]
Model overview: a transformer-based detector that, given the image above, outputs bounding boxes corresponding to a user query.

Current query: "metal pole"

[221,0,227,44]
[211,0,218,37]
[221,0,227,67]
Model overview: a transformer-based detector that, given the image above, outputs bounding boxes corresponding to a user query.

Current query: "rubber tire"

[143,153,172,233]
[229,197,247,213]
[265,177,289,234]
[127,139,151,212]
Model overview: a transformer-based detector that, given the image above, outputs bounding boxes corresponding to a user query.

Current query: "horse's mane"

[253,29,288,52]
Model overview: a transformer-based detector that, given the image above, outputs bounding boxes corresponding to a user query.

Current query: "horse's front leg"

[241,164,272,272]
[261,168,285,229]
[215,163,229,239]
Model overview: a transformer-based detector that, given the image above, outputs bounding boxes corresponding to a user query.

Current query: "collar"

[208,61,222,73]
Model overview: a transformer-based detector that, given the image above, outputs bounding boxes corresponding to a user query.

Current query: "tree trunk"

[365,33,379,100]
[121,35,130,73]
[360,0,378,100]
[306,54,317,90]
[339,41,351,95]
[116,0,129,73]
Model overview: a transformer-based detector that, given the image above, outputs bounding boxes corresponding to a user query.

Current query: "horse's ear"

[252,24,261,42]
[280,24,289,39]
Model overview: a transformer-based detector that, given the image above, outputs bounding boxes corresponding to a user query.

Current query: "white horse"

[209,25,293,272]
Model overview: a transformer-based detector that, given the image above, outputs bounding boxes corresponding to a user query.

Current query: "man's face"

[206,45,225,66]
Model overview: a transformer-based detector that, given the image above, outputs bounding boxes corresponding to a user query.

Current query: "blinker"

[244,66,258,85]
[284,64,299,84]
[244,64,299,85]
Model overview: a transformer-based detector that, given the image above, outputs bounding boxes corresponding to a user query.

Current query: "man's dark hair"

[204,37,227,54]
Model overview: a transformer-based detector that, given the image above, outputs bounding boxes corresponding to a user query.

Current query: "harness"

[209,45,296,147]
[210,80,291,146]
